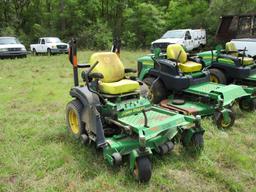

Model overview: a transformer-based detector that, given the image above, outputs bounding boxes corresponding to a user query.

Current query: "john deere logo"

[120,107,144,117]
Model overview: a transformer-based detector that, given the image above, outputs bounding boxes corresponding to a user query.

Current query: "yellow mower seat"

[239,57,254,65]
[89,52,139,95]
[225,42,254,65]
[225,42,239,57]
[99,79,139,95]
[167,44,202,73]
[179,61,202,73]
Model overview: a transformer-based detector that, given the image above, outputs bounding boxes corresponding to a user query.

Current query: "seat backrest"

[225,42,238,57]
[89,52,125,83]
[166,44,187,63]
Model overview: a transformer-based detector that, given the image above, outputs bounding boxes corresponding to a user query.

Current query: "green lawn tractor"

[65,39,204,182]
[137,44,253,129]
[197,42,256,110]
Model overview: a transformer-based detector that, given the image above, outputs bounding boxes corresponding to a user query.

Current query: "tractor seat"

[167,44,202,73]
[179,61,202,73]
[89,52,139,95]
[239,57,254,65]
[225,42,254,65]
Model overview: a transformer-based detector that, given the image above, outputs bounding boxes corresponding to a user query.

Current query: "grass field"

[0,51,255,192]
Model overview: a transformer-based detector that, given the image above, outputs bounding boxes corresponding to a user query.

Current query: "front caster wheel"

[239,98,256,112]
[133,157,152,182]
[214,109,235,129]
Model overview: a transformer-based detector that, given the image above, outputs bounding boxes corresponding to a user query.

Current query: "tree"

[123,3,164,48]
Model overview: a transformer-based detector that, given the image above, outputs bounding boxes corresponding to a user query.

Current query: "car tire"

[32,48,37,56]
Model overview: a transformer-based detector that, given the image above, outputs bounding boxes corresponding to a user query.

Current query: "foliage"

[78,20,112,50]
[123,3,165,48]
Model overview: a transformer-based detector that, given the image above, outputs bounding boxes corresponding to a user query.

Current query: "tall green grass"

[0,51,255,192]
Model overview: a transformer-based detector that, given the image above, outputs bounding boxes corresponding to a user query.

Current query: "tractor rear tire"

[133,156,152,182]
[209,68,227,84]
[143,77,166,104]
[66,99,86,139]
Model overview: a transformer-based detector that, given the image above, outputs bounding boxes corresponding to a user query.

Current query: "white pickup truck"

[30,37,69,55]
[151,29,206,52]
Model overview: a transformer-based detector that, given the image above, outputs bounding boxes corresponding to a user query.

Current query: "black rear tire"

[133,157,152,182]
[209,68,227,84]
[66,99,85,139]
[143,77,166,104]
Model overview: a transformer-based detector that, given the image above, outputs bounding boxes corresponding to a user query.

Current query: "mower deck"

[160,98,214,116]
[186,82,249,106]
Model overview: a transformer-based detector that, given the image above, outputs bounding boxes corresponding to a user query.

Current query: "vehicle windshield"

[161,30,185,39]
[45,38,62,43]
[0,37,21,44]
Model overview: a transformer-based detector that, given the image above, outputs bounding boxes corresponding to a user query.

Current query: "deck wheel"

[190,133,204,152]
[214,110,235,129]
[239,97,256,112]
[133,156,152,182]
[112,152,122,166]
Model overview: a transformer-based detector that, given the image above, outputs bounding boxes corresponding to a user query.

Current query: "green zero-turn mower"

[137,44,253,129]
[65,39,204,182]
[197,42,256,111]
